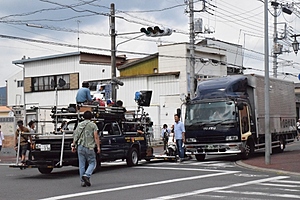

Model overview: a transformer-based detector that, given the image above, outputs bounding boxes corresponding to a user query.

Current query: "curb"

[235,160,300,177]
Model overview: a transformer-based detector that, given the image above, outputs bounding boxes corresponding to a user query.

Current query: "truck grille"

[197,135,226,143]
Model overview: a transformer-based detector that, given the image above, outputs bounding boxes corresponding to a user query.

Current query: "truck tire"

[38,167,53,174]
[195,154,206,161]
[274,138,285,153]
[240,139,254,160]
[126,147,138,166]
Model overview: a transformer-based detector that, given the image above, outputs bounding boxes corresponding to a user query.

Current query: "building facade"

[7,39,243,140]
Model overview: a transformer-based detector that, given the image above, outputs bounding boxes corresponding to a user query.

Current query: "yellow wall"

[120,57,158,77]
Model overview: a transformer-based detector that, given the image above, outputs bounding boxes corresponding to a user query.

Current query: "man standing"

[14,120,32,165]
[71,111,100,187]
[76,81,93,104]
[172,114,185,162]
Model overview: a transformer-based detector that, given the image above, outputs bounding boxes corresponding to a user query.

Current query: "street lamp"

[292,35,299,55]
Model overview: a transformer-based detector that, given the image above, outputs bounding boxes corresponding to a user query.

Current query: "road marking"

[216,190,300,199]
[145,176,289,200]
[135,165,237,173]
[257,182,300,188]
[271,180,300,184]
[38,167,239,200]
[150,160,235,168]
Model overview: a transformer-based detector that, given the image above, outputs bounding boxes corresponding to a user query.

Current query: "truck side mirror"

[237,103,244,110]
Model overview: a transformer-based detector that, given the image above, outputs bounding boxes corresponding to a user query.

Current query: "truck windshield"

[185,101,236,125]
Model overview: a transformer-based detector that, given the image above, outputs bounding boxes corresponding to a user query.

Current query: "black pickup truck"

[11,105,153,174]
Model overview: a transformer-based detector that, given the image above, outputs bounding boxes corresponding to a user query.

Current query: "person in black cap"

[76,81,93,104]
[161,124,170,151]
[14,120,32,165]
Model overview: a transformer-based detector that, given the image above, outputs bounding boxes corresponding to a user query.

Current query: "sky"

[1,0,300,87]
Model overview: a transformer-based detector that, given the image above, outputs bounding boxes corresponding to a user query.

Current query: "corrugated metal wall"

[117,74,181,139]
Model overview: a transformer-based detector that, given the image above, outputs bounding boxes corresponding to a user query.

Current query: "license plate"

[40,144,51,151]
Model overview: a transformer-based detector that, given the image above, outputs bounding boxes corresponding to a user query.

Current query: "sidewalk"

[236,140,300,176]
[0,147,17,164]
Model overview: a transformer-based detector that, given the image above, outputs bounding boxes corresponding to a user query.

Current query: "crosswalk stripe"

[216,190,300,199]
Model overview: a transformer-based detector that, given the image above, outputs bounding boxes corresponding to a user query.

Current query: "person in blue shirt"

[172,114,185,162]
[76,81,93,104]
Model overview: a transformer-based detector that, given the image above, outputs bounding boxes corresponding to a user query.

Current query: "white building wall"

[206,39,243,67]
[194,46,227,77]
[116,74,181,139]
[24,56,111,108]
[7,70,23,106]
[25,56,111,81]
[158,43,188,96]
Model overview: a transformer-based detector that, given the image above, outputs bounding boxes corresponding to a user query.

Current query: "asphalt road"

[2,154,300,200]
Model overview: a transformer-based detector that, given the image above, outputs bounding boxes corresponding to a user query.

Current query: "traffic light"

[140,26,172,37]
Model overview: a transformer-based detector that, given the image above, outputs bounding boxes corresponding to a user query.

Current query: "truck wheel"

[195,154,206,161]
[38,167,53,174]
[274,138,285,153]
[240,140,254,160]
[126,148,138,166]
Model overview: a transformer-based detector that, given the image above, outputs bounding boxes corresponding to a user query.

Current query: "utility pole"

[189,0,196,99]
[264,0,271,165]
[110,3,117,102]
[273,0,278,78]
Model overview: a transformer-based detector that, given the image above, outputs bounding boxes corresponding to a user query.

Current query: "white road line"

[257,183,300,188]
[135,166,237,173]
[150,161,235,168]
[271,180,300,185]
[145,176,289,200]
[38,168,238,200]
[216,190,300,199]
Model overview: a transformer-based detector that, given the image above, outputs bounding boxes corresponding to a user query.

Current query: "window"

[32,74,70,92]
[17,80,23,87]
[102,123,121,136]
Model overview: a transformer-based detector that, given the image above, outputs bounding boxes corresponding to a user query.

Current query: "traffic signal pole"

[189,0,196,99]
[110,3,117,102]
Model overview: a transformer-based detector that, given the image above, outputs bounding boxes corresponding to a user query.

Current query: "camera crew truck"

[184,74,297,161]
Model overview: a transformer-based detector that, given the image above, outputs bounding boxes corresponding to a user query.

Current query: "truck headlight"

[186,138,197,142]
[226,136,238,141]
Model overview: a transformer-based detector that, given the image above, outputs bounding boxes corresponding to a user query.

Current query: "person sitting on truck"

[76,81,93,104]
[112,100,127,112]
[14,120,32,166]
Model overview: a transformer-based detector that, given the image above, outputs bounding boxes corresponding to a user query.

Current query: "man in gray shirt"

[71,111,100,187]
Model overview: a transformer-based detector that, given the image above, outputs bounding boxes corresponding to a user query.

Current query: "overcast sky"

[1,0,300,87]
